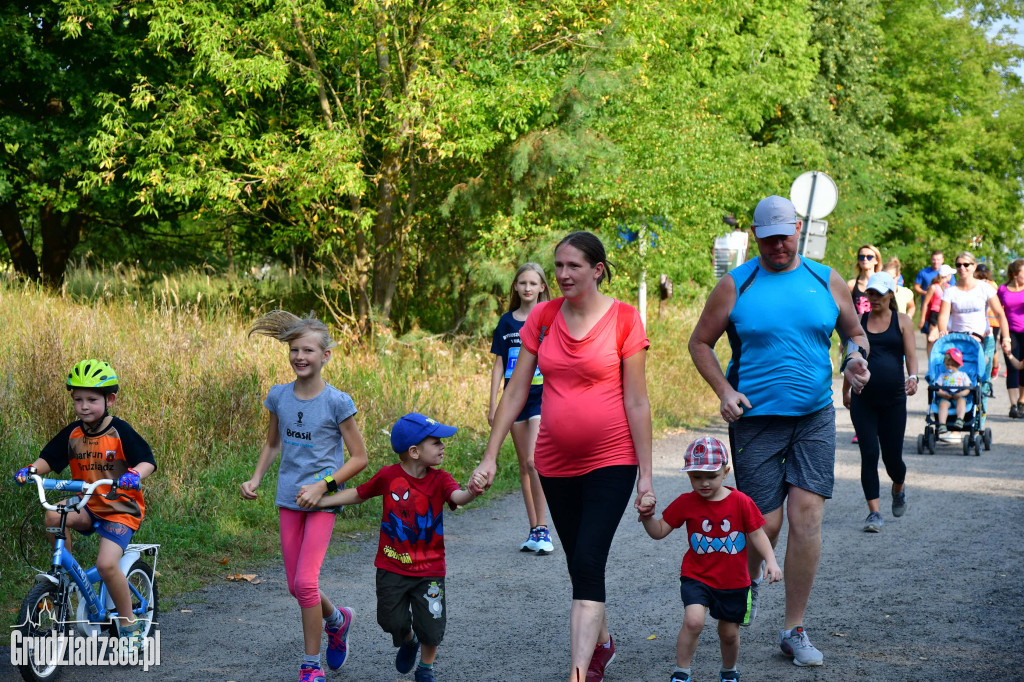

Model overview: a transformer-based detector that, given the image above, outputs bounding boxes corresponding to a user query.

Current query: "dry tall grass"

[0,279,720,615]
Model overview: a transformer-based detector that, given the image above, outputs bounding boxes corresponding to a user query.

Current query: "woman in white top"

[937,252,1012,368]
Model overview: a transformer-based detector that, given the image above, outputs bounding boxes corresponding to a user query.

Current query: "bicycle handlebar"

[29,474,118,512]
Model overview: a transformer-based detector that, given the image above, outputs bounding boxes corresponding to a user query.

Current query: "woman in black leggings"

[843,272,919,533]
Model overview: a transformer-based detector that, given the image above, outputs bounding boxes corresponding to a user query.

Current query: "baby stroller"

[916,332,992,456]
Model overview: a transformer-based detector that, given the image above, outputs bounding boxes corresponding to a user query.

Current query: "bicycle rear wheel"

[125,559,159,643]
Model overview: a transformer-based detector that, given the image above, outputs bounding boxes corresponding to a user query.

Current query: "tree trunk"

[224,217,235,273]
[0,200,41,281]
[349,195,371,326]
[38,205,82,287]
[371,148,402,320]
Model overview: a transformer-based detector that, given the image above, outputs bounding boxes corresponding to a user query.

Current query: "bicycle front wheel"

[16,581,71,682]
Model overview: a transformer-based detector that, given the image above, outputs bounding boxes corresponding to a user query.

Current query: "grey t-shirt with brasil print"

[264,382,357,512]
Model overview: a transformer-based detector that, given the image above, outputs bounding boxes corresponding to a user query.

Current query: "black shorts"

[515,391,542,422]
[375,569,446,647]
[679,577,752,624]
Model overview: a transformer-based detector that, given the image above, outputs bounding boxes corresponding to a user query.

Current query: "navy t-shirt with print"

[490,311,543,402]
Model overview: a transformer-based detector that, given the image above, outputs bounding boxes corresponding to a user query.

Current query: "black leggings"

[850,395,907,500]
[1005,329,1024,390]
[539,465,636,602]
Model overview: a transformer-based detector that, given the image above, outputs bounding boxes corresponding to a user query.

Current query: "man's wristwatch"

[840,345,868,373]
[323,475,338,494]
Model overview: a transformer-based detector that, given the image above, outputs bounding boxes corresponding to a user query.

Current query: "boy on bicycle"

[15,359,156,641]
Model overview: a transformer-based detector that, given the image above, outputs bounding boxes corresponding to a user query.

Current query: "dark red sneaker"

[585,635,615,681]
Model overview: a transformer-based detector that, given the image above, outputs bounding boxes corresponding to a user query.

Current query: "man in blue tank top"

[688,195,871,668]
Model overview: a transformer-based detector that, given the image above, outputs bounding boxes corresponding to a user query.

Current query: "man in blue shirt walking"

[688,195,870,668]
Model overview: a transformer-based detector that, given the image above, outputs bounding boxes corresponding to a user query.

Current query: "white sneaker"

[779,626,823,667]
[520,528,539,552]
[534,526,554,555]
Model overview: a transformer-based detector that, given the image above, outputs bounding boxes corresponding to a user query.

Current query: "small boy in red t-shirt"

[641,437,782,682]
[316,413,482,682]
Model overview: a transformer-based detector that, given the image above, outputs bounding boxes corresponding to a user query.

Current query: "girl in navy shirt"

[488,263,553,553]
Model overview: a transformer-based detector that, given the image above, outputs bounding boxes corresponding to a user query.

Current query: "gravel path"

[4,342,1023,681]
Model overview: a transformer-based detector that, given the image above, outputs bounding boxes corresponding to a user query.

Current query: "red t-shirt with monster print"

[661,487,765,590]
[357,463,461,577]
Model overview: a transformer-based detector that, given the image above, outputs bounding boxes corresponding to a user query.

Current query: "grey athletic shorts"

[727,404,836,514]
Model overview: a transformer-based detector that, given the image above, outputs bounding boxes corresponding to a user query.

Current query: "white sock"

[326,607,344,629]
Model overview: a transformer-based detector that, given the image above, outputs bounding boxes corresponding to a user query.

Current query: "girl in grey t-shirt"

[240,310,369,681]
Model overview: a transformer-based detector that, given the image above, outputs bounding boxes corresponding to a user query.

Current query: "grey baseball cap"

[751,195,799,239]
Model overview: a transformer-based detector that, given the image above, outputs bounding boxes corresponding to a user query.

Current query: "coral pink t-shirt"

[521,299,650,477]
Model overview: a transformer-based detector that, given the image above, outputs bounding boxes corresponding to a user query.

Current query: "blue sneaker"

[414,665,436,682]
[395,634,420,674]
[324,606,353,670]
[520,528,540,552]
[720,670,740,681]
[534,526,554,555]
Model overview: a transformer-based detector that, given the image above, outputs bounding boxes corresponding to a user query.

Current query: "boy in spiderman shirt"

[316,413,482,682]
[640,437,782,682]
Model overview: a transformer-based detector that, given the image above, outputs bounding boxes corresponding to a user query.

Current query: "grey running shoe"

[742,578,759,627]
[779,626,824,667]
[863,511,883,533]
[741,560,764,627]
[892,488,907,518]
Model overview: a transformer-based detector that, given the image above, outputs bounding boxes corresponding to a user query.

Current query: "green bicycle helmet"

[66,359,119,394]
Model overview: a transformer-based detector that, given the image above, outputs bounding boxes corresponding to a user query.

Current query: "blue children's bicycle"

[14,472,159,682]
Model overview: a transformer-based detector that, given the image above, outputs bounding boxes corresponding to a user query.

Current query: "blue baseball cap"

[390,413,458,453]
[751,195,799,239]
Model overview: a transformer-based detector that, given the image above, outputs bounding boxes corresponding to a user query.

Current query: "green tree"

[0,0,159,284]
[762,0,900,273]
[554,0,820,292]
[878,0,1024,261]
[87,0,614,325]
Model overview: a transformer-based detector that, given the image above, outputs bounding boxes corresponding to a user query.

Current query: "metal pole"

[638,224,648,328]
[801,171,819,257]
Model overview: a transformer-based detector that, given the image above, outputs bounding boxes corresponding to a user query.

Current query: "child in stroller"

[917,333,993,456]
[934,347,971,437]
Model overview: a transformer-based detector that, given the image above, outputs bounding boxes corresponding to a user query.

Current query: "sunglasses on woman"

[955,262,974,268]
[858,254,875,261]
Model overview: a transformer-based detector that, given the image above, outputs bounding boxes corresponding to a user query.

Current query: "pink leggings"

[279,508,335,608]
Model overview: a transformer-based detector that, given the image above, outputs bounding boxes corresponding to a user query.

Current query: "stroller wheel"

[983,428,992,451]
[962,435,971,456]
[916,434,924,455]
[926,430,936,455]
[973,433,983,456]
